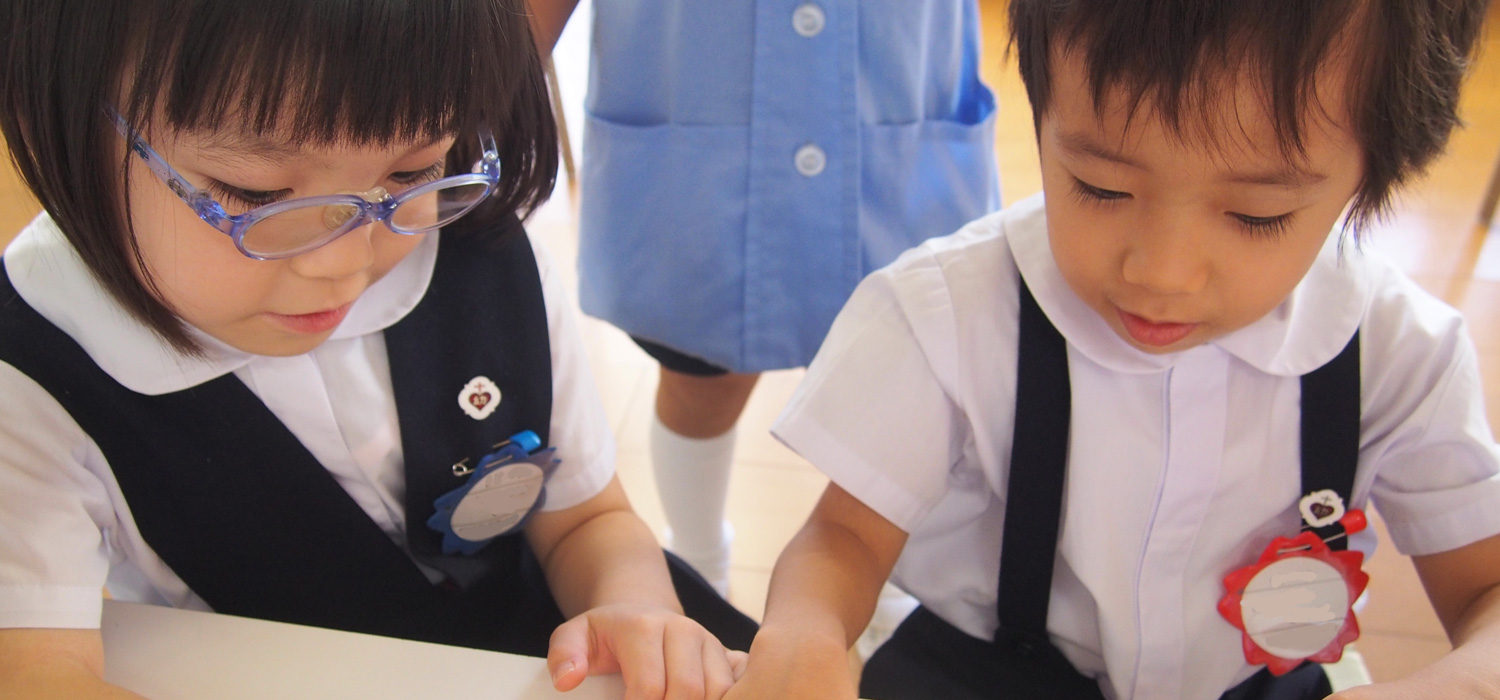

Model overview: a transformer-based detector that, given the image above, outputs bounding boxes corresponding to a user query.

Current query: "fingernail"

[552,660,576,684]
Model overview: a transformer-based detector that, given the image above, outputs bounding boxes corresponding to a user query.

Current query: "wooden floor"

[3,0,1499,687]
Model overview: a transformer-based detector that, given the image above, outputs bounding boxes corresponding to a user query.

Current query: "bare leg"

[654,367,760,438]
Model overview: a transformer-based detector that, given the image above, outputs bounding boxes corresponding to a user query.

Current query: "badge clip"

[1218,509,1369,675]
[426,430,560,556]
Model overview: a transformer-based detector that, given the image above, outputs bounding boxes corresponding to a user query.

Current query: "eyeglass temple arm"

[105,107,231,228]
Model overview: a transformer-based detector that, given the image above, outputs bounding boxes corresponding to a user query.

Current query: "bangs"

[1008,0,1489,234]
[1013,1,1360,160]
[121,0,522,147]
[117,0,557,226]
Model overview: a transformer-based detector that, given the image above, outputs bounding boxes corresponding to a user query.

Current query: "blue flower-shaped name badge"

[426,430,560,555]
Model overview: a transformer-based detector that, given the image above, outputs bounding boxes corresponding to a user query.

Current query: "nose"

[1120,215,1210,295]
[286,220,378,280]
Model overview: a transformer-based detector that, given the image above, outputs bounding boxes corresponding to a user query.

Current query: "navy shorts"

[631,336,730,377]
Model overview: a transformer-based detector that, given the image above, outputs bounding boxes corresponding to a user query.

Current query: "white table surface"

[100,599,624,700]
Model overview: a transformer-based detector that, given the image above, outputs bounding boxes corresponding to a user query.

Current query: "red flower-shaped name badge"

[1217,526,1369,675]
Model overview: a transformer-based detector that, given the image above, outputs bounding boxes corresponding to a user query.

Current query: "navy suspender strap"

[998,278,1359,693]
[1299,334,1361,550]
[997,281,1072,641]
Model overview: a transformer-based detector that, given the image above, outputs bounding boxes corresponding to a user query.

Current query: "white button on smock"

[794,143,827,177]
[792,3,826,38]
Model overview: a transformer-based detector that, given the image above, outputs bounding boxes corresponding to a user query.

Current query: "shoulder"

[0,360,94,455]
[1357,251,1467,345]
[849,201,1033,359]
[807,204,1026,411]
[1351,249,1471,385]
[863,206,1021,318]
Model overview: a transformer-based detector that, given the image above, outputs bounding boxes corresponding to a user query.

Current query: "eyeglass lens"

[239,182,492,257]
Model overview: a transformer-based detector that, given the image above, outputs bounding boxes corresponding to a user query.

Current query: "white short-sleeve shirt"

[0,214,616,630]
[773,194,1500,700]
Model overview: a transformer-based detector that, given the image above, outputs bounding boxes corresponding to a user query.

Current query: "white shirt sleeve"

[533,239,616,511]
[1358,271,1500,556]
[0,361,114,628]
[772,250,970,531]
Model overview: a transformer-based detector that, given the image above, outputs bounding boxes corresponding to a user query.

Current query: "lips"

[266,303,352,334]
[1117,309,1197,348]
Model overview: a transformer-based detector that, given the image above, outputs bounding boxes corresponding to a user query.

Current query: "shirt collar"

[1005,194,1369,377]
[5,213,437,395]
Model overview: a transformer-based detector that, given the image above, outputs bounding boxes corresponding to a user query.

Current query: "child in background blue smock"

[531,0,1000,594]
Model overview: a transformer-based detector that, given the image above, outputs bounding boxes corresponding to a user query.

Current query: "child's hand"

[547,603,748,700]
[1326,677,1499,699]
[718,626,859,700]
[1324,650,1500,700]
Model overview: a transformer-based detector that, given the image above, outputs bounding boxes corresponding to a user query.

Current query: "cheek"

[1221,232,1329,322]
[369,230,426,279]
[127,195,273,322]
[1044,206,1117,294]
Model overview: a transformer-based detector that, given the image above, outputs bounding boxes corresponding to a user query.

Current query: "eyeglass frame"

[107,107,502,260]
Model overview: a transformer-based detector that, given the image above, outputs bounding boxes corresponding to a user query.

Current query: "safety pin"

[1275,530,1348,555]
[451,438,522,477]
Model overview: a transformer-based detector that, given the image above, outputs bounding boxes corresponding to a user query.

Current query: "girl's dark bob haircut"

[1,0,558,353]
[1009,0,1488,235]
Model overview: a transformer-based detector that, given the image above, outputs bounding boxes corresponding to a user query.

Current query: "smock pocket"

[575,113,753,370]
[858,87,1000,273]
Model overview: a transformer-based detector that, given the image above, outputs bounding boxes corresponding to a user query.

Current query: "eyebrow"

[1055,130,1328,189]
[194,133,306,165]
[193,132,449,166]
[1057,131,1141,168]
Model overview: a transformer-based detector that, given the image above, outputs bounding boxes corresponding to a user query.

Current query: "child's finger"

[727,650,749,682]
[547,616,595,691]
[658,622,710,700]
[609,621,667,700]
[698,640,737,699]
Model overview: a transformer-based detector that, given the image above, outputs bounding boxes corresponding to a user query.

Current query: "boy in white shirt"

[723,1,1500,699]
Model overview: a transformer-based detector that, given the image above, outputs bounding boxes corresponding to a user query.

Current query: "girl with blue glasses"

[0,2,755,698]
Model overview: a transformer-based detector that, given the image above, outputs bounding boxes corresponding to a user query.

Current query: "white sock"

[651,415,735,595]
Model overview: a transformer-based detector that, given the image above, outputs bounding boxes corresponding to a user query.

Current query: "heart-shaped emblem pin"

[1298,489,1346,529]
[459,376,501,420]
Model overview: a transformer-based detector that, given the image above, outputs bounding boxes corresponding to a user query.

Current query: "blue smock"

[577,0,1000,373]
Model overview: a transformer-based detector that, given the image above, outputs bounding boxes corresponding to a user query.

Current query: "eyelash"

[1229,212,1295,239]
[389,161,447,186]
[1070,177,1129,206]
[206,160,448,211]
[1070,176,1295,239]
[207,182,288,210]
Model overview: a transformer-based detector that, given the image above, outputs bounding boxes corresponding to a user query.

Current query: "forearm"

[0,670,148,700]
[725,518,897,699]
[0,629,149,700]
[1390,535,1500,697]
[536,508,682,618]
[1448,582,1500,647]
[759,520,892,650]
[1434,584,1500,692]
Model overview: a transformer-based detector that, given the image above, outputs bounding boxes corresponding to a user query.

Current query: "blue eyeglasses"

[109,108,502,260]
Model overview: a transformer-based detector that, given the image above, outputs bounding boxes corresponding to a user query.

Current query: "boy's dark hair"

[1009,0,1488,233]
[0,0,558,354]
